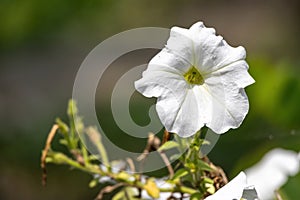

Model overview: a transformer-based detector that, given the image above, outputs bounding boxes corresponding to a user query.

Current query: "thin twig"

[95,183,124,200]
[160,130,174,177]
[159,151,174,178]
[275,190,283,200]
[162,129,172,144]
[41,124,59,186]
[126,157,135,173]
[137,133,160,161]
[137,132,174,178]
[71,149,85,166]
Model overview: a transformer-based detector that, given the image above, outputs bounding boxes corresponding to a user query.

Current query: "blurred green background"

[1,0,299,199]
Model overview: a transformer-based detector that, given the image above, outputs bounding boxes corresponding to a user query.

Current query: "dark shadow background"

[1,0,300,199]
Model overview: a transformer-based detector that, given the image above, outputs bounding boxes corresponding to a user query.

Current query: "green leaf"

[88,179,99,188]
[197,159,212,171]
[203,177,214,184]
[115,171,133,182]
[59,139,68,146]
[112,187,139,200]
[202,139,210,145]
[158,141,179,152]
[202,177,215,194]
[169,153,181,161]
[180,172,193,183]
[184,161,196,172]
[88,154,100,160]
[55,118,69,135]
[112,189,126,200]
[205,182,215,194]
[67,99,78,117]
[48,152,69,164]
[190,192,202,200]
[45,157,53,163]
[171,168,189,183]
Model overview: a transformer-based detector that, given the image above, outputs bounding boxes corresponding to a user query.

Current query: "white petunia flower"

[245,148,300,200]
[205,172,258,200]
[135,22,255,137]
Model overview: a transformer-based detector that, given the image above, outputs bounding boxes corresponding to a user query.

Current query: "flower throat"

[184,66,204,85]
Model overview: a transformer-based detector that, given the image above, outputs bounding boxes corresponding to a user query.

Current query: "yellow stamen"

[184,66,204,85]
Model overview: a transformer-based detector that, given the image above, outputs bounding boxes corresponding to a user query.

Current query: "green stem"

[47,151,198,196]
[81,145,89,164]
[95,140,109,168]
[159,185,198,194]
[49,151,105,175]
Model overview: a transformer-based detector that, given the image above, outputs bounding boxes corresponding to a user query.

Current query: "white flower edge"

[245,148,300,200]
[135,21,255,137]
[205,172,258,200]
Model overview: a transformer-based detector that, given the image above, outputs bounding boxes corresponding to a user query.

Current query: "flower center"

[184,66,204,85]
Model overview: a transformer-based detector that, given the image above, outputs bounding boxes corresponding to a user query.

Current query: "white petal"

[135,67,187,99]
[148,48,191,74]
[165,26,194,65]
[245,148,300,200]
[156,87,204,137]
[202,61,255,134]
[135,67,198,137]
[188,22,246,74]
[206,60,255,88]
[205,172,247,200]
[135,53,203,137]
[135,46,191,97]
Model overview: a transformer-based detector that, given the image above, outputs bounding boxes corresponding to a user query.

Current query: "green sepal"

[158,141,179,152]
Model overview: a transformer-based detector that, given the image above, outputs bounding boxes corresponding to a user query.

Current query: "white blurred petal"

[99,176,114,184]
[245,148,300,200]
